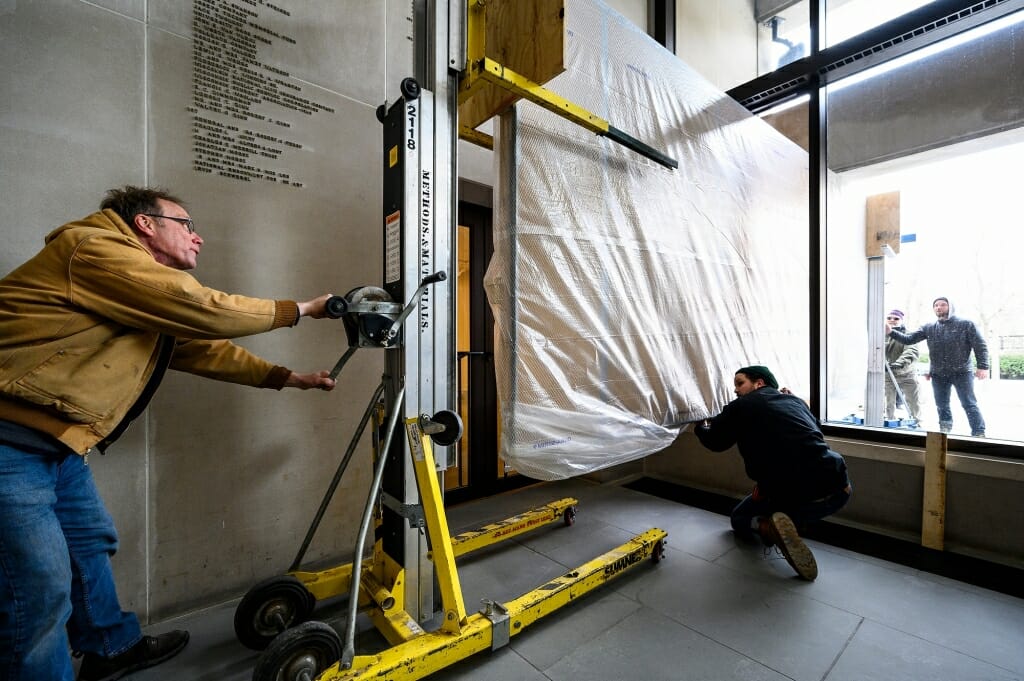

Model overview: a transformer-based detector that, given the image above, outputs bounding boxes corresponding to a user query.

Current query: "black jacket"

[695,387,848,503]
[889,315,989,376]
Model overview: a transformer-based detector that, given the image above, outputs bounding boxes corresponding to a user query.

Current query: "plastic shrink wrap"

[484,0,810,480]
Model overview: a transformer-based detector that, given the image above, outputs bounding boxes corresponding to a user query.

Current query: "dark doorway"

[444,194,537,505]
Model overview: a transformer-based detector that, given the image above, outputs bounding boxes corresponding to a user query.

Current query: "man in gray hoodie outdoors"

[886,297,989,437]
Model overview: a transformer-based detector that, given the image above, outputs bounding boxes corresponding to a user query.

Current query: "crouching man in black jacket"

[695,365,851,580]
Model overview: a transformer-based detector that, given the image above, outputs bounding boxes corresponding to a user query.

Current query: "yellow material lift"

[248,412,666,681]
[239,83,667,680]
[236,4,670,679]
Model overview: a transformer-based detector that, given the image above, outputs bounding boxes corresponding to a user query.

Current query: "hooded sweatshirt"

[888,297,989,376]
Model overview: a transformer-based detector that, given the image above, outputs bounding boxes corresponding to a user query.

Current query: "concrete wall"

[676,0,757,91]
[0,0,413,621]
[828,18,1024,171]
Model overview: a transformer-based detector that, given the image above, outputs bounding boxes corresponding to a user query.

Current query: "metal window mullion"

[647,0,675,53]
[809,0,827,418]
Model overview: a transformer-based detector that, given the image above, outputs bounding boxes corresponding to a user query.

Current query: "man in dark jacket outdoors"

[887,296,989,437]
[884,309,921,425]
[695,366,851,581]
[0,187,338,681]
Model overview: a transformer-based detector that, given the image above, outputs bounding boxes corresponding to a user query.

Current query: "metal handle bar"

[384,271,447,342]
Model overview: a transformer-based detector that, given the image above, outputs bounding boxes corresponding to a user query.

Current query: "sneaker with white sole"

[765,512,818,581]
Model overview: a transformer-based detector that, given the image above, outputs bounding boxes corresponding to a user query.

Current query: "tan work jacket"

[0,209,299,454]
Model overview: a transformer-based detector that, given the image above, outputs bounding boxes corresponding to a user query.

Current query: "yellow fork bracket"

[479,56,606,133]
[466,0,487,74]
[475,57,678,170]
[459,0,675,168]
[458,125,494,149]
[449,498,577,557]
[457,0,490,106]
[316,527,668,681]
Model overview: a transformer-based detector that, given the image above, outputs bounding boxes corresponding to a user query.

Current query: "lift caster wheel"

[563,506,577,526]
[252,621,342,681]
[651,538,666,564]
[400,77,420,100]
[234,575,316,651]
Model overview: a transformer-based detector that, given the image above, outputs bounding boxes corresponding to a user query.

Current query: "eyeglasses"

[143,214,196,234]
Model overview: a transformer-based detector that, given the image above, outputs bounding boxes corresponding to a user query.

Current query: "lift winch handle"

[420,271,446,286]
[384,271,448,341]
[328,346,359,381]
[325,295,349,319]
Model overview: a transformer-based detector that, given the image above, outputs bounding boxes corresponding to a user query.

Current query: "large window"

[757,0,940,74]
[741,2,1024,449]
[825,130,1024,438]
[825,0,938,44]
[823,9,1024,441]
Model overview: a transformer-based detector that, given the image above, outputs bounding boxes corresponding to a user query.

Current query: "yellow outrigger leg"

[449,497,578,558]
[282,497,579,608]
[251,417,667,681]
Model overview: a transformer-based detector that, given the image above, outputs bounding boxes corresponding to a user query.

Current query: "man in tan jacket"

[0,186,337,681]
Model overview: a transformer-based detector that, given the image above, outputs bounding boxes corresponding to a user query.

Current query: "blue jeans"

[931,372,985,435]
[731,484,852,538]
[0,443,141,681]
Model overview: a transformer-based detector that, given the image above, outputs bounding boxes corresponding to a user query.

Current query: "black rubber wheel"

[375,103,387,123]
[400,77,420,100]
[234,575,316,651]
[651,539,666,564]
[563,506,577,527]
[427,409,463,447]
[252,621,342,681]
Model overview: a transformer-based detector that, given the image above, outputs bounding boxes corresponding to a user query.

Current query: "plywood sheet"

[459,0,565,131]
[866,191,901,257]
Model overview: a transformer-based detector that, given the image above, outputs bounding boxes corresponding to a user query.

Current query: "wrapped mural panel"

[485,0,810,480]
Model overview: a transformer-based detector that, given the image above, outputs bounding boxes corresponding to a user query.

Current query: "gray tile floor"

[127,478,1024,681]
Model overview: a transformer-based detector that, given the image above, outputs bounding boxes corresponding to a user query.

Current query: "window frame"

[725,0,1024,458]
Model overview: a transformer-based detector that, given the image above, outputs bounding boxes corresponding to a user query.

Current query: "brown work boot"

[763,512,818,581]
[77,630,189,681]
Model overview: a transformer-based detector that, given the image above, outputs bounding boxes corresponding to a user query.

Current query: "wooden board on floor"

[922,431,948,550]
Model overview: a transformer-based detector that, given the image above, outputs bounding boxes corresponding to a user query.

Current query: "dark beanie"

[933,296,949,306]
[737,365,778,389]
